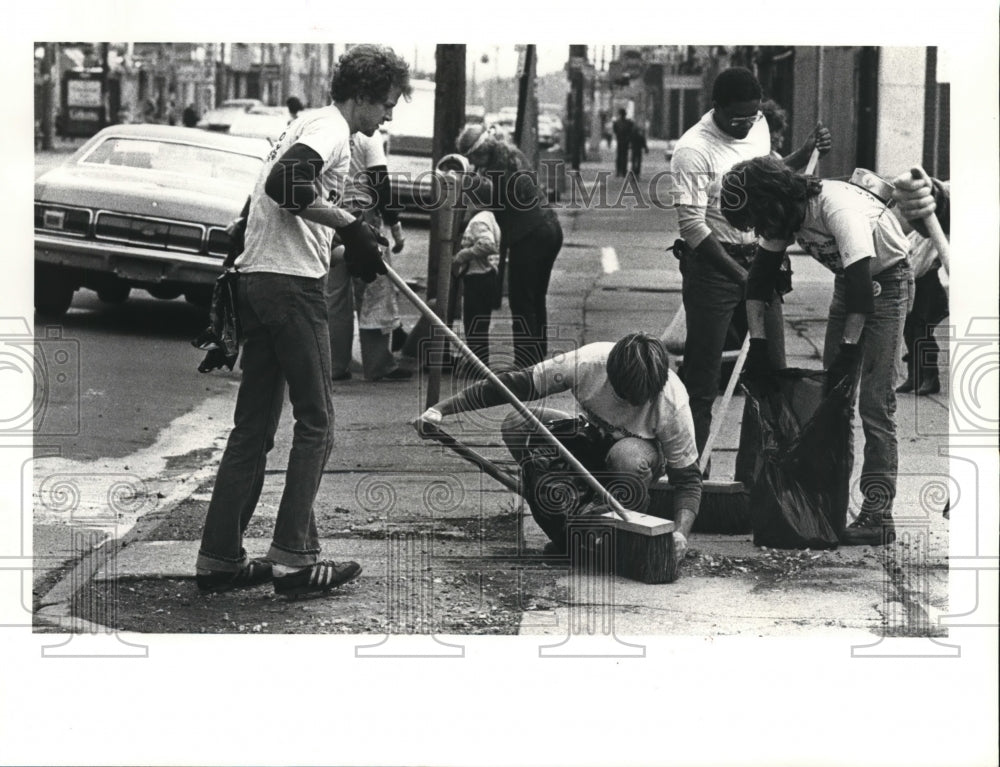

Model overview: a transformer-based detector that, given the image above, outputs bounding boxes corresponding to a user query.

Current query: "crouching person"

[416,333,702,561]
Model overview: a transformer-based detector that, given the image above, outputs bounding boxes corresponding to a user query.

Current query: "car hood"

[35,164,252,224]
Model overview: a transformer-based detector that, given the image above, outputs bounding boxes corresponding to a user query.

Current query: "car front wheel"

[35,266,75,318]
[97,282,131,304]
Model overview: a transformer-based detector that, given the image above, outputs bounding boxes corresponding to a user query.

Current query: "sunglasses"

[726,111,764,129]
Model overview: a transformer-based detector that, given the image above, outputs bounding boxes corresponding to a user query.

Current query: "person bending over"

[417,333,702,561]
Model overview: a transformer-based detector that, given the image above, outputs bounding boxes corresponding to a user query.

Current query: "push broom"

[385,264,680,584]
[651,333,753,534]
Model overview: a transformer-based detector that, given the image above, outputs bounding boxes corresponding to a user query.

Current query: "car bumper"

[35,233,226,286]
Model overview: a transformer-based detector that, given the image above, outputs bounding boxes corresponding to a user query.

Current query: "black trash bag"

[191,268,241,373]
[191,198,249,373]
[741,368,855,549]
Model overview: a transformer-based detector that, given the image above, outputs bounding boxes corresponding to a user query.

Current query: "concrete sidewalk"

[37,145,952,641]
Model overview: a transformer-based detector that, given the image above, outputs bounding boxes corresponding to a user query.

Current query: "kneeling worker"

[417,333,702,561]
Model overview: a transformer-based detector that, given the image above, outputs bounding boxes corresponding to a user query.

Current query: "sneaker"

[273,560,362,599]
[196,558,273,593]
[840,511,896,546]
[916,373,941,396]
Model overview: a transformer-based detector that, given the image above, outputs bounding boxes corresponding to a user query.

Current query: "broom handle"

[804,147,820,176]
[910,166,950,275]
[698,333,751,475]
[421,423,521,494]
[385,263,634,522]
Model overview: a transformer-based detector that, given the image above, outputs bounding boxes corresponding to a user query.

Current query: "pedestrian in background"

[182,103,199,127]
[195,44,410,599]
[669,67,831,471]
[629,123,648,178]
[722,155,913,546]
[612,108,633,177]
[456,124,563,369]
[326,130,411,382]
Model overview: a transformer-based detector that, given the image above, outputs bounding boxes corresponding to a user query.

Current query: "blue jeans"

[823,262,913,515]
[681,254,786,457]
[197,271,334,571]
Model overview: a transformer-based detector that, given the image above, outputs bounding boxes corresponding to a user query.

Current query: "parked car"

[197,98,264,132]
[382,78,435,213]
[537,113,562,148]
[34,124,270,317]
[227,105,294,143]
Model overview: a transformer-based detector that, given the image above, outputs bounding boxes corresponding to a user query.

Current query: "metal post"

[424,170,461,409]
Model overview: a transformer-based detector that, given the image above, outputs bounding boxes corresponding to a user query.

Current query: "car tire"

[97,283,131,304]
[34,267,75,319]
[147,285,183,300]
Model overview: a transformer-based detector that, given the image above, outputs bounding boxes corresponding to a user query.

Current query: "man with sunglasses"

[669,66,830,473]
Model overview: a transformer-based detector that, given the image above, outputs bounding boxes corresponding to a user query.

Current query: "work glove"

[412,406,443,437]
[336,216,388,283]
[825,342,862,395]
[741,338,773,383]
[390,222,405,254]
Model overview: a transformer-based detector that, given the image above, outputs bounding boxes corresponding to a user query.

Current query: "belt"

[720,242,758,257]
[870,261,910,296]
[873,261,910,282]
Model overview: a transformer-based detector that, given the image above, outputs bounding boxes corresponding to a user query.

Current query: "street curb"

[34,460,223,635]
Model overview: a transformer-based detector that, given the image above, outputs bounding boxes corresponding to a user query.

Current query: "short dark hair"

[712,67,762,107]
[330,45,412,104]
[286,96,303,114]
[606,333,671,406]
[720,155,822,240]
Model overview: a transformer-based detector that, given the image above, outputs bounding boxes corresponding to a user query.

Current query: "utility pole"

[426,44,466,301]
[567,45,587,170]
[39,43,55,150]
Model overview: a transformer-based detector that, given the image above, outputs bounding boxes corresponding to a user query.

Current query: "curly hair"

[760,99,787,135]
[330,45,412,104]
[606,333,671,406]
[720,155,822,240]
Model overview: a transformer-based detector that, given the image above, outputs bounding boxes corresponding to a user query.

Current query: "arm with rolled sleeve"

[658,402,702,540]
[746,242,791,339]
[824,206,877,343]
[671,146,749,285]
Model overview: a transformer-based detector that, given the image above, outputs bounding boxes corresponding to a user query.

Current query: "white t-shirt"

[334,131,389,210]
[759,180,910,276]
[237,105,352,278]
[530,342,699,472]
[670,110,771,248]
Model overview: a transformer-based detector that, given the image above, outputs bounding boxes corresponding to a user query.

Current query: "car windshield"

[81,137,262,186]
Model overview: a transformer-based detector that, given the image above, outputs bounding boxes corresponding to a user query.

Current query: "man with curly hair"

[720,155,913,546]
[195,45,411,599]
